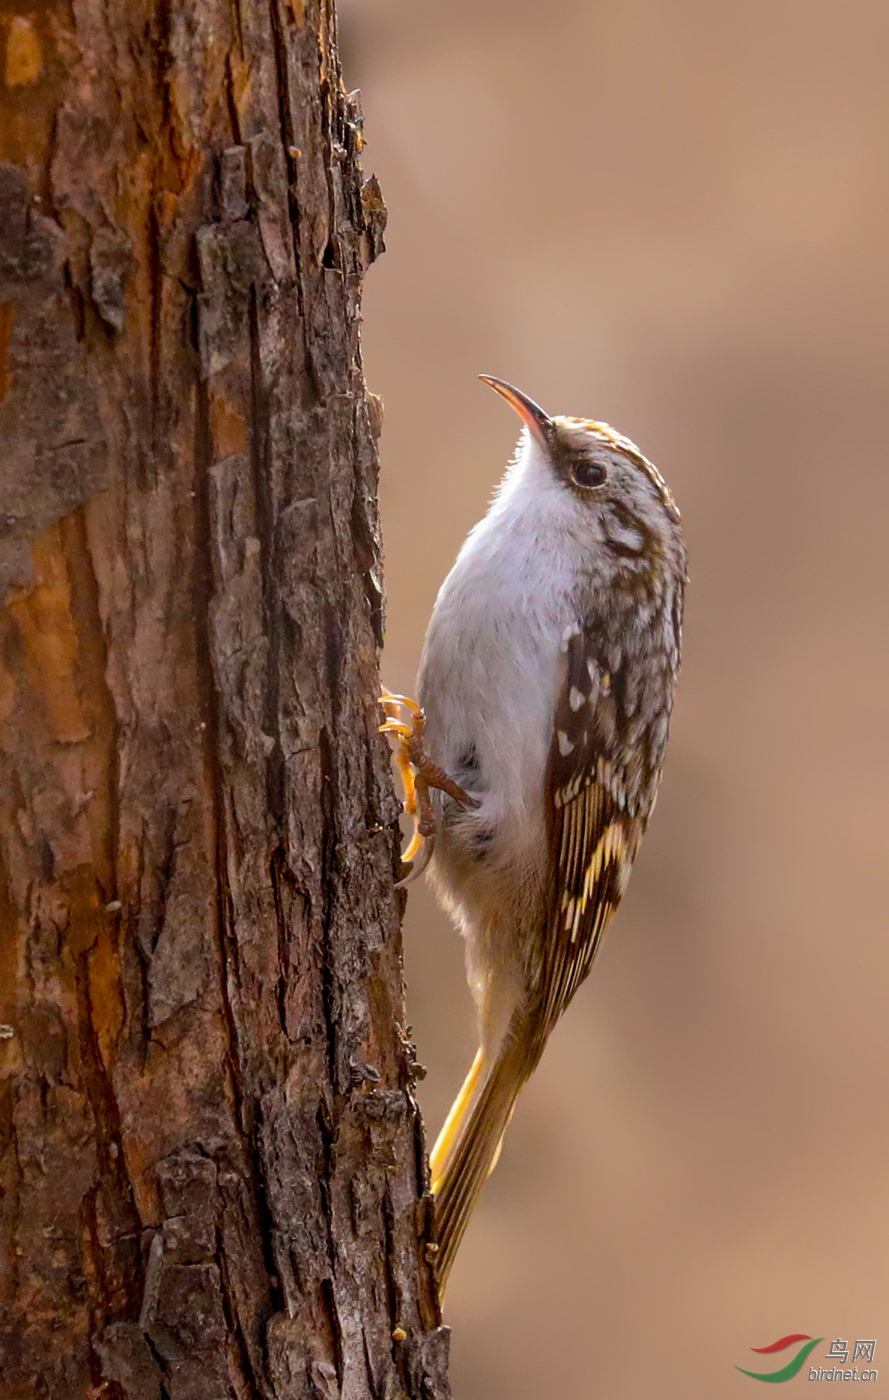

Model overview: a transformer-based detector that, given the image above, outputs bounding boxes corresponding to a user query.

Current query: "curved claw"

[380,688,423,716]
[379,719,412,738]
[397,832,435,887]
[401,822,426,868]
[380,685,460,885]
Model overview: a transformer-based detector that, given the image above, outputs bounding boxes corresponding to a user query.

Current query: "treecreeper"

[382,376,687,1292]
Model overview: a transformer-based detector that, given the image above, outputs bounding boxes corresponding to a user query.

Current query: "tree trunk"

[0,4,448,1398]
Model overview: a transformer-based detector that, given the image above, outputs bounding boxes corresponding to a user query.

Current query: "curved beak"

[479,375,554,449]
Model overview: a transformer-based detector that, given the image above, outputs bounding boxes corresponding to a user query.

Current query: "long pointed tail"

[430,1024,539,1291]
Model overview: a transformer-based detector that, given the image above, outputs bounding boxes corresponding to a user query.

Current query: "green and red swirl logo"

[735,1335,823,1383]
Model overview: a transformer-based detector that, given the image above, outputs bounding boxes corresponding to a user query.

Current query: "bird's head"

[480,375,684,578]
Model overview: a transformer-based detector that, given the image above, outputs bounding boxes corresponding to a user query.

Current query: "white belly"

[418,506,577,885]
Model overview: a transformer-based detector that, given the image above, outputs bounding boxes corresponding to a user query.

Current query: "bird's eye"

[571,458,606,490]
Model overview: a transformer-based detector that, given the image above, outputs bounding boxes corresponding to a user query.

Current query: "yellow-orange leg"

[379,689,478,881]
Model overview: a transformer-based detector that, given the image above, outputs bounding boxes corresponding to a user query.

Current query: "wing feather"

[540,623,644,1038]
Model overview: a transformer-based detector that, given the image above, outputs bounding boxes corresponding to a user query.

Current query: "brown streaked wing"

[540,624,643,1038]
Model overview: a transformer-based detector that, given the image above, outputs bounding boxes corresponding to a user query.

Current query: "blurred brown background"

[340,2,889,1395]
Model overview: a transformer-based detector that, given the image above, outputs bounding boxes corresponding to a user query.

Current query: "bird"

[381,376,687,1292]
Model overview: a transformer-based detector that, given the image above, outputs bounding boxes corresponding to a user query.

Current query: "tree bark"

[0,4,448,1398]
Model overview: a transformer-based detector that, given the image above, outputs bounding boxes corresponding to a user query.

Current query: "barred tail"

[430,1023,539,1292]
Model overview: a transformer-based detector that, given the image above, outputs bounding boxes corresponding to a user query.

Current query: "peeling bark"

[0,3,447,1398]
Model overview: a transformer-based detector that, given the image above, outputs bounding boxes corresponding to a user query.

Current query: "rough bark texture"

[0,3,448,1398]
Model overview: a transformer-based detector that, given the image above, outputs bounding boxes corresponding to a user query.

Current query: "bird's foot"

[379,688,479,882]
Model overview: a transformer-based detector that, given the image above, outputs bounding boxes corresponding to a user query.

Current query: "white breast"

[417,434,585,875]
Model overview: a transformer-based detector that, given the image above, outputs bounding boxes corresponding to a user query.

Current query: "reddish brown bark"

[0,3,447,1397]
